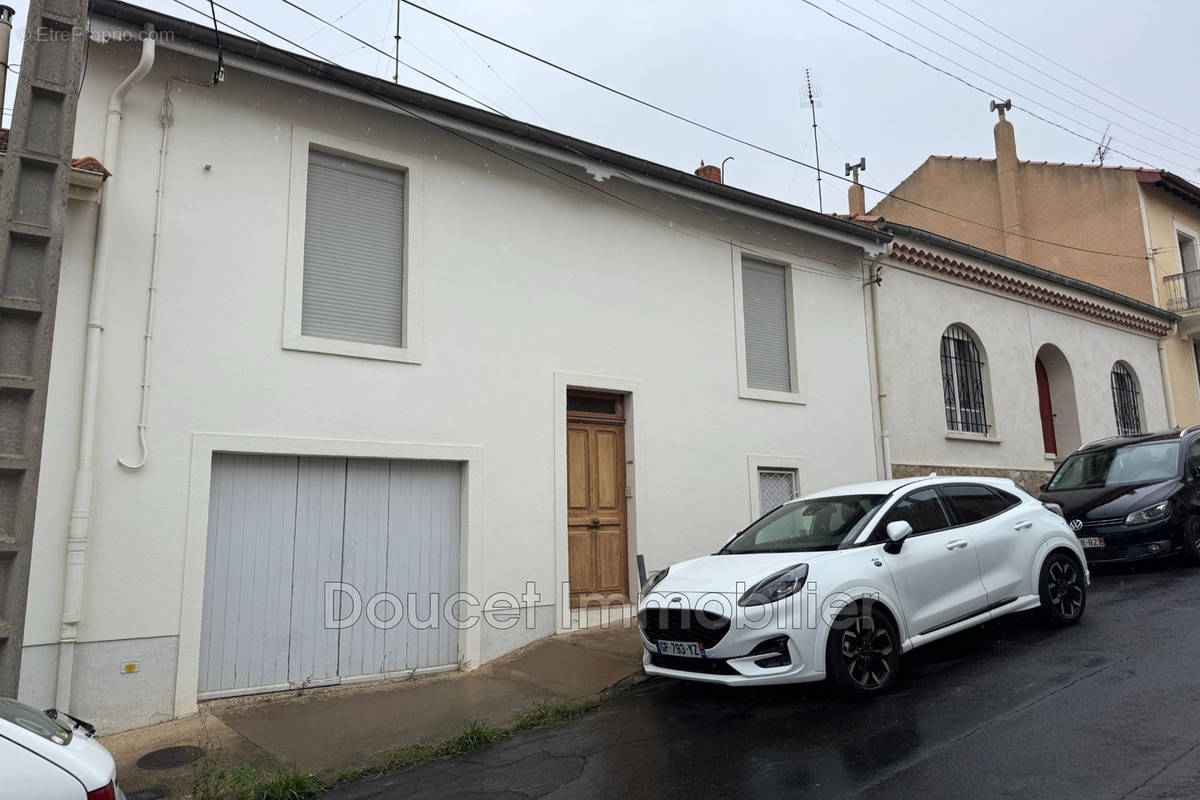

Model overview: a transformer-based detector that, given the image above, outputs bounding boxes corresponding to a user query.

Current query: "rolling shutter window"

[741,258,793,392]
[302,149,407,347]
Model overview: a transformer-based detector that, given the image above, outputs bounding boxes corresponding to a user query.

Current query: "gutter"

[86,0,890,253]
[55,24,156,713]
[880,221,1178,324]
[0,154,107,202]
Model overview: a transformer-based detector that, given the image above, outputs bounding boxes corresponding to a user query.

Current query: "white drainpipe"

[55,25,156,712]
[864,248,893,480]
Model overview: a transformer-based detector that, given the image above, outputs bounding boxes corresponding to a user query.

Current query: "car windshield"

[722,494,887,553]
[1047,441,1181,491]
[0,698,72,745]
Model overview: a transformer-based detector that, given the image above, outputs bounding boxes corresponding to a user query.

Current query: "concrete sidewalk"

[103,625,643,797]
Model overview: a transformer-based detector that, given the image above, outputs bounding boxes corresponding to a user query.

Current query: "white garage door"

[198,454,462,697]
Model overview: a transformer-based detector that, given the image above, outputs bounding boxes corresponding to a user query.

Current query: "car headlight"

[1126,500,1171,526]
[641,566,669,593]
[738,563,809,607]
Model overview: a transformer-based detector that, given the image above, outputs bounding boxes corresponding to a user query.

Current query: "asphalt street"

[326,559,1200,800]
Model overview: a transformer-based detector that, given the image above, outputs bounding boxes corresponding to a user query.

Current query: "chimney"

[990,99,1026,261]
[0,6,14,110]
[695,160,721,183]
[845,157,867,217]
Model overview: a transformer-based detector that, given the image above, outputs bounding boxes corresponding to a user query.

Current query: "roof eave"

[87,0,890,251]
[879,220,1177,324]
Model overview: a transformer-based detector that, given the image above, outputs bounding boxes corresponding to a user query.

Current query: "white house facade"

[873,221,1175,490]
[18,3,892,731]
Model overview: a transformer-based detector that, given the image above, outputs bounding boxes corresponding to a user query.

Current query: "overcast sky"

[4,0,1200,215]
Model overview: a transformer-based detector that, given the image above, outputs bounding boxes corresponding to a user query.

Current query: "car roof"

[1076,427,1198,453]
[799,475,1022,502]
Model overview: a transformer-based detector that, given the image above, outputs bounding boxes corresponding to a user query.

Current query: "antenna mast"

[806,69,823,213]
[393,0,400,84]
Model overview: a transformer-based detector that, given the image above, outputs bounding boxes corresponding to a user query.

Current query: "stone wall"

[892,463,1055,496]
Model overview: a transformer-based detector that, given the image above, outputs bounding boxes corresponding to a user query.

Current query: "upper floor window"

[1111,362,1143,436]
[283,127,425,364]
[1179,229,1198,273]
[941,324,989,434]
[741,258,794,393]
[302,150,407,347]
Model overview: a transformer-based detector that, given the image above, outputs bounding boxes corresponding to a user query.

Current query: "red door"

[1035,357,1057,455]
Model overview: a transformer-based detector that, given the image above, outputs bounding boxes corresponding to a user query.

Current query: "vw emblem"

[1069,519,1084,532]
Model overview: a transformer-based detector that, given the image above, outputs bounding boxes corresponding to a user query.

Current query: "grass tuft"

[190,694,604,797]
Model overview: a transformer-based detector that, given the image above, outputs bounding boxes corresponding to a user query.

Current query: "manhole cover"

[136,745,205,770]
[126,788,170,800]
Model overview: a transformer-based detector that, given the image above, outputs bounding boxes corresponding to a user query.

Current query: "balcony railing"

[1164,271,1200,312]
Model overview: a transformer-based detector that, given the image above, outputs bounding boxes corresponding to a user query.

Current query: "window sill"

[283,334,422,364]
[738,386,806,405]
[944,431,1003,444]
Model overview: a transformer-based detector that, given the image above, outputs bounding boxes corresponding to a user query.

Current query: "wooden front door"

[566,392,628,607]
[1036,357,1057,456]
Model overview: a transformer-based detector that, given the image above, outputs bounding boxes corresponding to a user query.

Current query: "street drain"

[136,745,205,770]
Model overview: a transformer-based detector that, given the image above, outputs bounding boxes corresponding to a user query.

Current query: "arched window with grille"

[941,325,989,434]
[1110,362,1143,436]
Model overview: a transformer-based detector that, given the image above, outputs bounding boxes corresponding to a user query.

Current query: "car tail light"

[87,781,118,800]
[1042,502,1065,518]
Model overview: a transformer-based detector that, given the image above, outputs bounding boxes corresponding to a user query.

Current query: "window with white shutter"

[302,150,407,347]
[740,258,794,393]
[284,128,424,364]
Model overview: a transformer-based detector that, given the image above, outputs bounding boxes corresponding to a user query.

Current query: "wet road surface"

[326,560,1200,799]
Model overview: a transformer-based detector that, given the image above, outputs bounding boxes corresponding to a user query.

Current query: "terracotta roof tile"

[0,127,110,178]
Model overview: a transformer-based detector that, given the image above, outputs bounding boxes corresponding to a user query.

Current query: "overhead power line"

[181,0,871,274]
[902,0,1200,151]
[386,0,1161,262]
[862,0,1200,161]
[826,0,1196,172]
[180,0,1154,264]
[938,0,1200,144]
[269,0,506,114]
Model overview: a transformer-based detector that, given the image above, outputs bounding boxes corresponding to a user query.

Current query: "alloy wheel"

[1046,559,1084,619]
[840,614,894,690]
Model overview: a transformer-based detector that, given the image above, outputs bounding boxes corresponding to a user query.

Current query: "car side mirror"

[883,521,913,554]
[886,521,913,542]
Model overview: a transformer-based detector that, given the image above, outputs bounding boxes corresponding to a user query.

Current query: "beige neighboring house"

[870,110,1200,429]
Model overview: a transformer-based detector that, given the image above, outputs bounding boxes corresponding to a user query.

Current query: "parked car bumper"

[1077,518,1176,563]
[637,598,827,686]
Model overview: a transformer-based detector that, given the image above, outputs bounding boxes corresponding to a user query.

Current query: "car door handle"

[945,539,969,550]
[1014,520,1033,531]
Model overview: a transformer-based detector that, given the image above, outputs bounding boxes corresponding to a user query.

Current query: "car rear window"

[943,484,1019,524]
[0,698,72,745]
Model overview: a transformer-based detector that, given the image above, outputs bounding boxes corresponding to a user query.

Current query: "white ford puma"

[638,476,1089,696]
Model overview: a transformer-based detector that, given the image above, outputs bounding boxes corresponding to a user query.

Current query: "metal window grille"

[940,325,989,434]
[758,469,798,515]
[1111,362,1142,436]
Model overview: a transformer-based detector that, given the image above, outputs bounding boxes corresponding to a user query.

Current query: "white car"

[638,476,1088,696]
[0,698,124,799]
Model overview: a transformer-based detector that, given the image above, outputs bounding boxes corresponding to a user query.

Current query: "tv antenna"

[1092,123,1112,166]
[806,69,823,213]
[392,0,401,84]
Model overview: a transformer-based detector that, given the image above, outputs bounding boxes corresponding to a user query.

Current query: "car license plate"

[656,640,707,659]
[1079,537,1105,549]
